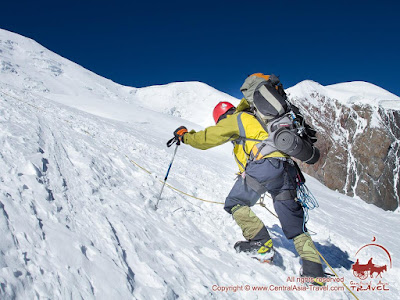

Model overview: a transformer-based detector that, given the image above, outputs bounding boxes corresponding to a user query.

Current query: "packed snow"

[288,80,400,110]
[1,28,399,300]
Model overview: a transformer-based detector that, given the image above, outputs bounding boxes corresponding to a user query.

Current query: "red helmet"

[213,102,235,124]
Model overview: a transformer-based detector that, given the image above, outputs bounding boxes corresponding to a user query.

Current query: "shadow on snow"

[269,224,353,270]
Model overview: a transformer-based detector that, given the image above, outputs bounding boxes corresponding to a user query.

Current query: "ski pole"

[155,137,180,209]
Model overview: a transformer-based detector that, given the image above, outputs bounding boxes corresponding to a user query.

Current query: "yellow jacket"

[183,98,287,173]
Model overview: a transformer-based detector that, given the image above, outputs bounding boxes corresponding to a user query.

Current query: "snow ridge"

[288,80,400,110]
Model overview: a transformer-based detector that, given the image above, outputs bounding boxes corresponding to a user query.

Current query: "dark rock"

[290,93,400,211]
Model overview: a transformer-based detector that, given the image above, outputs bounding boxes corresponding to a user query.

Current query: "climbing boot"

[234,226,274,263]
[294,233,325,284]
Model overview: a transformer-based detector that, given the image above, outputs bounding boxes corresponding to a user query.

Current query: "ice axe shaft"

[155,138,180,209]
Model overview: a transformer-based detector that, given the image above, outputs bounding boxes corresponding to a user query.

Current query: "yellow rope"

[259,195,279,218]
[1,91,358,300]
[125,155,152,175]
[258,191,359,299]
[317,250,359,299]
[161,176,358,300]
[162,182,225,204]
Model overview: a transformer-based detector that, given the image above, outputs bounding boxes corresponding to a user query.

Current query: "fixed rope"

[317,250,359,300]
[1,91,358,300]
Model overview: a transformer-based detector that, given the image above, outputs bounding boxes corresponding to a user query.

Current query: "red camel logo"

[352,237,392,280]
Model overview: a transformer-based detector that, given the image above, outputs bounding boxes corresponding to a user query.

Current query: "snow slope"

[1,28,400,299]
[0,29,237,128]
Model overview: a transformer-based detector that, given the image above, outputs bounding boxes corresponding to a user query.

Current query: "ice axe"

[155,136,180,209]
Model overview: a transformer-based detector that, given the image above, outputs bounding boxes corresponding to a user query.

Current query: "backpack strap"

[235,112,284,163]
[233,112,264,167]
[236,112,263,144]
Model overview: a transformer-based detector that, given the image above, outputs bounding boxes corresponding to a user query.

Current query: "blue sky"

[2,0,399,98]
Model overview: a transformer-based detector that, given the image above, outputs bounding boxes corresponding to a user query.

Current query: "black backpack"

[239,74,319,164]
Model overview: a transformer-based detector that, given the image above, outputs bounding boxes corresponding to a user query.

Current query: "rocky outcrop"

[289,89,400,211]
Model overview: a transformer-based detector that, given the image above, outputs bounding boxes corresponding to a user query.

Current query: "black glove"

[174,126,188,143]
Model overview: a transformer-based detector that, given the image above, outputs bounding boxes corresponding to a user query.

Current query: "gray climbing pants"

[224,158,305,239]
